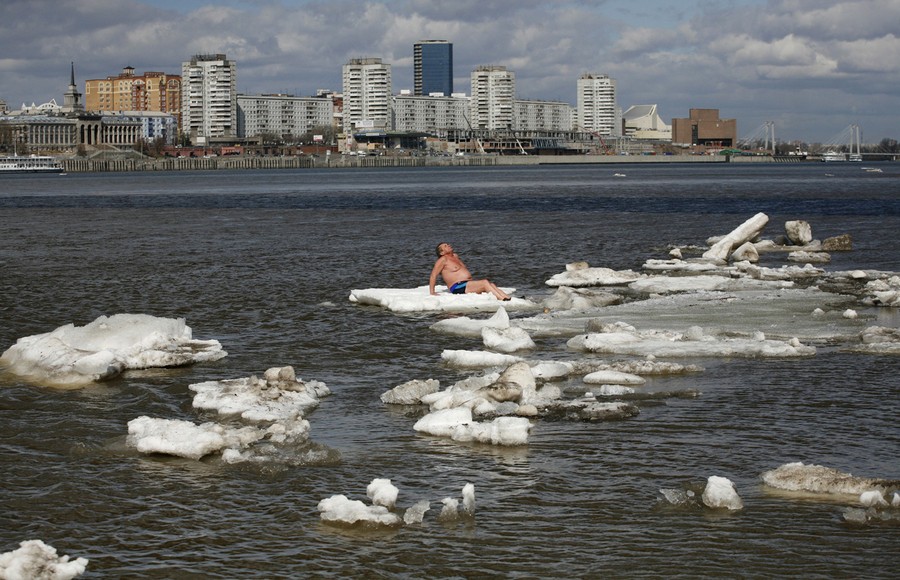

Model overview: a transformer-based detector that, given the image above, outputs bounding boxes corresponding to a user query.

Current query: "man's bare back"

[429,242,511,300]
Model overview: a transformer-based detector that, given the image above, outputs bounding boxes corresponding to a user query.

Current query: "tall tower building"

[577,73,618,136]
[62,62,84,113]
[342,57,392,133]
[414,40,453,96]
[85,66,182,131]
[470,65,515,131]
[181,54,236,144]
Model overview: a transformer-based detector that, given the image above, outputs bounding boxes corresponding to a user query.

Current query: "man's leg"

[465,279,510,300]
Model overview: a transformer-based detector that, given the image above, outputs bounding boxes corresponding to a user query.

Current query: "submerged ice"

[0,314,226,387]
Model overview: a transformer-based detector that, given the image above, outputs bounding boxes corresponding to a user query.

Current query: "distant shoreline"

[54,153,844,173]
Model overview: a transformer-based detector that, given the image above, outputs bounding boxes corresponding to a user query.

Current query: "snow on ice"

[0,540,88,580]
[318,480,474,527]
[0,314,226,387]
[349,286,539,314]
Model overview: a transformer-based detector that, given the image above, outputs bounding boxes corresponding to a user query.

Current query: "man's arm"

[429,257,445,295]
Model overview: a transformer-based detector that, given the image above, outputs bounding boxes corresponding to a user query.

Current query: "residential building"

[85,66,182,131]
[470,65,515,131]
[414,40,453,97]
[514,99,575,132]
[622,104,671,140]
[342,58,392,133]
[671,108,737,148]
[577,73,618,136]
[181,54,237,145]
[237,93,334,140]
[392,91,470,134]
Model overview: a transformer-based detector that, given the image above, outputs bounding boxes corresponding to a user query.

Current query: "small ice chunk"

[367,478,399,509]
[702,476,743,510]
[859,490,887,507]
[0,539,88,580]
[403,500,431,525]
[462,483,476,516]
[126,416,228,460]
[439,497,459,521]
[317,495,402,526]
[441,350,523,369]
[381,379,440,405]
[593,385,635,396]
[481,326,536,353]
[843,309,858,319]
[761,462,891,496]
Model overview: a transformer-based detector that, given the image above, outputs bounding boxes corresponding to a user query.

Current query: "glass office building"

[414,40,453,96]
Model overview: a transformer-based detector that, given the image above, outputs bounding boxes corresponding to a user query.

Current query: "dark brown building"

[672,108,736,148]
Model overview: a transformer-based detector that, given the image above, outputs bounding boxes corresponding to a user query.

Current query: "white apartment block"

[577,73,619,136]
[470,66,515,131]
[237,94,334,139]
[342,58,392,133]
[181,54,236,144]
[514,99,575,131]
[392,92,470,134]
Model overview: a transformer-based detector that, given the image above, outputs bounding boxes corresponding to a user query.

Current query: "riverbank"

[58,153,828,173]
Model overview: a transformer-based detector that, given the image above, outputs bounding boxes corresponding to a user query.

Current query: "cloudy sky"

[1,0,898,144]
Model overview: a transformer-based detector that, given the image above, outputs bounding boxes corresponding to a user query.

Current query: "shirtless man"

[429,242,511,300]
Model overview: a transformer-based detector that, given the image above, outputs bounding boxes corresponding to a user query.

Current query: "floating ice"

[189,366,329,422]
[403,500,431,525]
[545,265,643,287]
[583,370,645,385]
[381,378,440,404]
[856,326,900,355]
[702,212,768,262]
[413,407,532,446]
[761,462,896,497]
[863,275,900,307]
[439,497,460,521]
[859,490,888,507]
[788,250,830,263]
[542,286,623,310]
[349,286,538,313]
[0,314,226,387]
[482,325,536,353]
[441,349,523,369]
[430,306,512,338]
[567,325,815,358]
[0,540,88,580]
[702,476,744,510]
[317,494,402,527]
[591,385,635,396]
[462,483,476,516]
[367,478,400,509]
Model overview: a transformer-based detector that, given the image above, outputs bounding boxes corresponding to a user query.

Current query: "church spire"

[63,61,83,113]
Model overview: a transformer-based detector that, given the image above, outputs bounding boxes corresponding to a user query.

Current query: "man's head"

[436,242,452,257]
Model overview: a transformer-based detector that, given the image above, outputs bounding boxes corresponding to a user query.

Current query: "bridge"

[738,123,898,160]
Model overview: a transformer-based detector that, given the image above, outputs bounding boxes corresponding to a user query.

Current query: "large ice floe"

[761,462,900,524]
[318,479,474,528]
[0,539,88,580]
[126,366,336,465]
[0,314,226,387]
[349,285,540,314]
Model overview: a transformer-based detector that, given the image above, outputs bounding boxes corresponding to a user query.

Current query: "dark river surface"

[1,162,898,578]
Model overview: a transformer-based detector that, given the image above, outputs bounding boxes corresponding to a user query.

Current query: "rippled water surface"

[1,163,899,578]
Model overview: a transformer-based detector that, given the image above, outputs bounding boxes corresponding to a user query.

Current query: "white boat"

[0,155,64,173]
[821,151,846,162]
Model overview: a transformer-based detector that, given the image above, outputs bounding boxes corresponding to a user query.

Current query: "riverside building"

[85,67,182,132]
[342,58,392,133]
[181,54,237,145]
[391,91,470,135]
[470,65,515,131]
[577,73,619,136]
[236,93,335,141]
[414,40,453,97]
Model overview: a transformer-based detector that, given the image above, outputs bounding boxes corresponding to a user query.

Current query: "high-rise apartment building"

[181,54,236,144]
[342,58,392,133]
[85,66,182,131]
[577,73,618,136]
[470,66,515,131]
[237,93,335,139]
[514,99,575,132]
[414,40,453,97]
[392,91,470,134]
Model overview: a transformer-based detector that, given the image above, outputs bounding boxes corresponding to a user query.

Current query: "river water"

[1,163,899,578]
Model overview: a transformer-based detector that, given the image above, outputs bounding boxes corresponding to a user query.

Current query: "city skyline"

[1,0,898,144]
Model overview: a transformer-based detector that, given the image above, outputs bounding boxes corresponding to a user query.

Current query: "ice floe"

[126,366,336,465]
[862,275,900,307]
[0,314,226,387]
[701,476,744,510]
[545,264,643,287]
[761,462,899,497]
[349,286,539,313]
[0,539,88,580]
[318,480,474,528]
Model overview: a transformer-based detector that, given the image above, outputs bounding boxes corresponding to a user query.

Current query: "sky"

[1,0,898,144]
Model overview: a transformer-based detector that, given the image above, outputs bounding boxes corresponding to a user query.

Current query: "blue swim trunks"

[449,280,468,294]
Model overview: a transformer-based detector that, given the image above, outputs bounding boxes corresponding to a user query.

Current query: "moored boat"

[0,154,64,173]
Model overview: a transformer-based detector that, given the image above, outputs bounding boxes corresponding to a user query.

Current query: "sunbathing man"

[429,242,511,300]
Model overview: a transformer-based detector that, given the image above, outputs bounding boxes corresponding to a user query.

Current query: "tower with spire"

[62,61,84,113]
